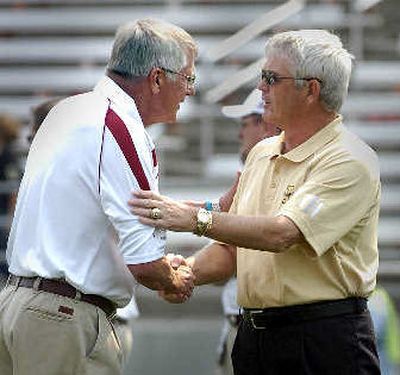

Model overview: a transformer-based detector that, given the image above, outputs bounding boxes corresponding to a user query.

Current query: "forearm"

[128,257,185,292]
[129,190,303,253]
[186,243,236,285]
[205,213,303,253]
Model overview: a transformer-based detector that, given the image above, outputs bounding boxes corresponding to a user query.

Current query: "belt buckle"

[249,310,267,330]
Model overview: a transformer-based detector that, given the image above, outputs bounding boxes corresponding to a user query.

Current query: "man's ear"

[306,79,321,105]
[149,67,162,94]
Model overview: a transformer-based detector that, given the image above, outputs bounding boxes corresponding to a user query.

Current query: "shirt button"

[270,182,276,188]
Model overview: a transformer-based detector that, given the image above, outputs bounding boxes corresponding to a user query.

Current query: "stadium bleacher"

[0,0,399,304]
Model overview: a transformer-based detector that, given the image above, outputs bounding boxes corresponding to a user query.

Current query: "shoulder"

[41,92,111,148]
[51,91,109,125]
[316,126,380,182]
[245,135,280,166]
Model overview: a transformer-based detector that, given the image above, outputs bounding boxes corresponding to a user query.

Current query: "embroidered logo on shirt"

[281,184,295,205]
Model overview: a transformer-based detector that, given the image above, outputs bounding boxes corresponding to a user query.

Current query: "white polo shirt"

[7,77,165,307]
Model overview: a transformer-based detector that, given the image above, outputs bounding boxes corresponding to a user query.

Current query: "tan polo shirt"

[231,116,381,308]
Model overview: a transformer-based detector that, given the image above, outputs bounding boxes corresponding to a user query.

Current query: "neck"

[282,110,337,153]
[107,72,155,127]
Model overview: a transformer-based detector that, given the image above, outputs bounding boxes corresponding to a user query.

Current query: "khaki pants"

[0,284,123,375]
[112,318,134,368]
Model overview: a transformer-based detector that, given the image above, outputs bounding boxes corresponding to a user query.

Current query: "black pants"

[231,310,380,375]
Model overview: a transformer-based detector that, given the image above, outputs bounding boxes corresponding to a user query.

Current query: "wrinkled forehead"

[262,55,292,75]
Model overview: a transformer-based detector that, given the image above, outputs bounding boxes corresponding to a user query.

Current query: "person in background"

[0,114,21,280]
[0,19,196,375]
[215,89,280,375]
[28,98,62,143]
[369,285,400,375]
[129,29,381,374]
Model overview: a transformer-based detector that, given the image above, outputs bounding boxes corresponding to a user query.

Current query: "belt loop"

[5,275,12,287]
[74,290,82,301]
[15,276,22,288]
[33,277,42,291]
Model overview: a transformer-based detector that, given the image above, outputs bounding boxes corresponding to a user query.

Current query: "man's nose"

[187,85,195,96]
[257,80,269,92]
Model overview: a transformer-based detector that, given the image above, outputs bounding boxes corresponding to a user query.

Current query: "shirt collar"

[271,115,343,162]
[94,76,143,125]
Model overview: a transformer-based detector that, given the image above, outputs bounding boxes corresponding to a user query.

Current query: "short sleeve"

[99,127,165,265]
[279,157,380,256]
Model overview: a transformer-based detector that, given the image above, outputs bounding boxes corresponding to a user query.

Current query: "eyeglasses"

[160,67,196,87]
[261,70,322,86]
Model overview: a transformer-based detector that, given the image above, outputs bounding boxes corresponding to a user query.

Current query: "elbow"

[275,234,297,253]
[259,218,302,253]
[258,232,293,253]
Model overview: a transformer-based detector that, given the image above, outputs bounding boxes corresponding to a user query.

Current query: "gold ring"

[150,207,162,220]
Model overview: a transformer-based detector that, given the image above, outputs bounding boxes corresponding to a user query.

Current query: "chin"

[163,115,177,124]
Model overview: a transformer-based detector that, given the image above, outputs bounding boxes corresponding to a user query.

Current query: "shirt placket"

[267,156,283,213]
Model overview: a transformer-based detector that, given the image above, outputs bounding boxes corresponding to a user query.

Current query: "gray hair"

[108,19,197,79]
[265,30,353,112]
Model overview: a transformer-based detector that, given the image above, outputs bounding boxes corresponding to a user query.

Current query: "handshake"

[162,253,196,304]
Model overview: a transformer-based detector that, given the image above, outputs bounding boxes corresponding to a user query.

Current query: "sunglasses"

[160,67,196,87]
[261,70,322,86]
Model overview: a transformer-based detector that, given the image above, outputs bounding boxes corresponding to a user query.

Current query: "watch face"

[195,209,212,236]
[198,210,209,223]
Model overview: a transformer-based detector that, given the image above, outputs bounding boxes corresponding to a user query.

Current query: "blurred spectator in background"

[215,89,280,375]
[0,114,21,278]
[30,97,141,369]
[29,98,62,143]
[369,285,400,375]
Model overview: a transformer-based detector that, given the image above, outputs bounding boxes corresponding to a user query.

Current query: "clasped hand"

[161,253,195,304]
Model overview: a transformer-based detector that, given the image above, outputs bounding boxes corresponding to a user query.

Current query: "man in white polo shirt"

[0,19,196,375]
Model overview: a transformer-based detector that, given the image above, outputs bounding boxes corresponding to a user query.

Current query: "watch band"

[193,208,213,237]
[204,200,221,212]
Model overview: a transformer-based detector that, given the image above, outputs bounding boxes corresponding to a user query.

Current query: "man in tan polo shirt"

[129,29,381,374]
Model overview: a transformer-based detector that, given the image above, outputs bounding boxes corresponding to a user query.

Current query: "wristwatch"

[193,208,213,237]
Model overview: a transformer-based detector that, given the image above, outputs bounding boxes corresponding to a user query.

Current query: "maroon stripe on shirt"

[151,149,157,167]
[105,108,150,191]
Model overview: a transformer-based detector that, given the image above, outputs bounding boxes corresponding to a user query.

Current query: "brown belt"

[8,274,117,319]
